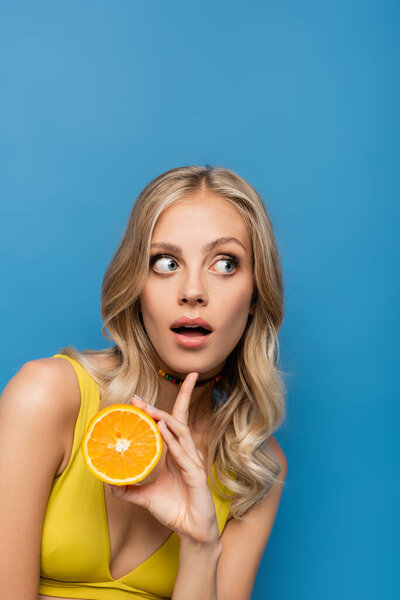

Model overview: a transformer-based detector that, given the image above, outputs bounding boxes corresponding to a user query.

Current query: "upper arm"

[0,359,78,599]
[217,437,287,600]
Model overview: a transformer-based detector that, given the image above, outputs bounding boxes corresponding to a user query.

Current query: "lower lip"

[170,330,212,348]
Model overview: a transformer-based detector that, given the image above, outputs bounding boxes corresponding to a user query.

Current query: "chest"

[104,429,210,579]
[41,464,182,597]
[40,412,232,597]
[104,484,174,580]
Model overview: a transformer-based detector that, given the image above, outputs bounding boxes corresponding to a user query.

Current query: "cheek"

[139,285,158,320]
[217,282,253,330]
[139,282,172,327]
[232,299,253,330]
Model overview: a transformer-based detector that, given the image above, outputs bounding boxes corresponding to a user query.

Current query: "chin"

[159,356,217,378]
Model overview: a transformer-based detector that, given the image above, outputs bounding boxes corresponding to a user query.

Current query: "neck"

[155,361,225,425]
[156,379,213,425]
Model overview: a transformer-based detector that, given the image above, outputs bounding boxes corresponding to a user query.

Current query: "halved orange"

[81,404,164,486]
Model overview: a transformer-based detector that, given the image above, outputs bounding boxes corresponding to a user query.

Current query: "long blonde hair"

[59,165,286,518]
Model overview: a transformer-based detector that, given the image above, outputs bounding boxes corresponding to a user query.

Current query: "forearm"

[172,537,223,600]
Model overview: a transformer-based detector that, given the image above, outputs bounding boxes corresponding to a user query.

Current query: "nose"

[178,270,208,306]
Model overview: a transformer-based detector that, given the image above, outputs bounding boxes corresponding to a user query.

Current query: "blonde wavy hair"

[59,165,286,518]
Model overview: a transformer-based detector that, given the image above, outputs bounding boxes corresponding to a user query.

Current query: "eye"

[150,254,179,273]
[212,256,239,274]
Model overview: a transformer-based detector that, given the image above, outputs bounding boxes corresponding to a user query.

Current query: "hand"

[109,372,220,545]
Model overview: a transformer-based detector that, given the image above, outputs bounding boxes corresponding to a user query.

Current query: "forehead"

[152,192,251,247]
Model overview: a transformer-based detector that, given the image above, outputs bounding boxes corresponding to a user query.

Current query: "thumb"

[110,484,127,499]
[110,483,150,509]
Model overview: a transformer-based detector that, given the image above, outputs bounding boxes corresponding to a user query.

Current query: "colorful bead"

[157,368,223,389]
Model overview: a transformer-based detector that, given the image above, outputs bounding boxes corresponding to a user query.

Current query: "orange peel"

[81,404,164,485]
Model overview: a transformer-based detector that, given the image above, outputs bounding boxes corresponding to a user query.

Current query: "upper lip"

[170,316,213,332]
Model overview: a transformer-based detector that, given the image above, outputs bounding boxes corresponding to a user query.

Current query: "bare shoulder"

[225,435,287,521]
[0,358,82,592]
[0,357,82,472]
[1,356,81,419]
[217,435,287,600]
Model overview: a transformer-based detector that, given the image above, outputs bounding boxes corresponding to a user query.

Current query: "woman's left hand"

[109,372,220,545]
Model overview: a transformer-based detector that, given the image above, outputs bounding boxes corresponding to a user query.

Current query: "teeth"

[172,324,211,331]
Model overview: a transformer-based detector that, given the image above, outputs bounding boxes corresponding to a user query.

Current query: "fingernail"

[132,395,153,410]
[132,394,149,406]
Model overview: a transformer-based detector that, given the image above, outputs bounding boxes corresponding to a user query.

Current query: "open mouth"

[171,326,212,338]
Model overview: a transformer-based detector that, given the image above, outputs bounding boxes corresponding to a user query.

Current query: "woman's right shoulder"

[0,358,83,589]
[0,357,81,446]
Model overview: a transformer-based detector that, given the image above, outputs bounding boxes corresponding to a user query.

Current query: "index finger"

[172,372,199,424]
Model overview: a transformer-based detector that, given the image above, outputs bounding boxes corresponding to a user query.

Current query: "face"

[139,191,254,380]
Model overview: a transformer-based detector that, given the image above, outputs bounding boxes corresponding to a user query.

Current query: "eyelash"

[149,253,240,275]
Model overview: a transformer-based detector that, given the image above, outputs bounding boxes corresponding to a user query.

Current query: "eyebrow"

[150,236,247,255]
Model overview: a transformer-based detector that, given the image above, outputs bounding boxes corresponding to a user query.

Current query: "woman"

[0,165,287,600]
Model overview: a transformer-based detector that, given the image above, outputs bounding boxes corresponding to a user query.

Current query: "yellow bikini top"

[39,354,234,600]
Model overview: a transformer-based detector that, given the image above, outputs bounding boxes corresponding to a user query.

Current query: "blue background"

[1,1,399,598]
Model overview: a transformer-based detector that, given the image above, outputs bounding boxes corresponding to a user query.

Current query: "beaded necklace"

[157,368,224,425]
[157,368,222,388]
